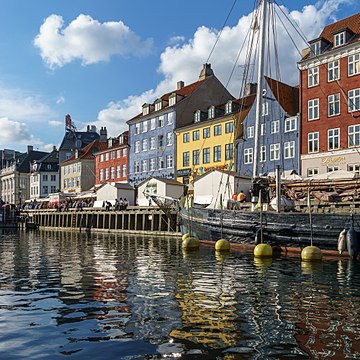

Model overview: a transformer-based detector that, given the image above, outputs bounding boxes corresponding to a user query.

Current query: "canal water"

[0,230,359,359]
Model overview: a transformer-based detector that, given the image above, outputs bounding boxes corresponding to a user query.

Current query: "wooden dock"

[21,206,180,235]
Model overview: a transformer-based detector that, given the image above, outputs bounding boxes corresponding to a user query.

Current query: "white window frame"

[284,141,295,159]
[328,128,340,150]
[150,137,155,150]
[308,66,319,87]
[307,168,319,177]
[334,32,345,47]
[166,155,173,168]
[262,101,268,116]
[308,99,319,120]
[270,143,280,161]
[348,53,360,76]
[150,118,156,130]
[284,117,297,132]
[135,141,140,153]
[328,94,340,116]
[183,133,190,143]
[247,126,254,139]
[225,101,232,114]
[261,123,266,136]
[244,148,253,164]
[271,120,279,134]
[142,120,148,133]
[308,132,319,153]
[167,132,173,146]
[149,158,156,171]
[348,124,360,147]
[348,88,360,113]
[134,161,140,173]
[208,106,215,119]
[169,95,176,106]
[311,41,321,56]
[142,138,148,152]
[260,146,266,163]
[328,60,340,82]
[142,159,148,173]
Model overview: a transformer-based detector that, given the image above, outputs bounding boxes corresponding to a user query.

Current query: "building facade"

[237,77,300,178]
[127,64,233,186]
[298,12,360,177]
[29,147,60,200]
[175,92,256,184]
[94,131,129,185]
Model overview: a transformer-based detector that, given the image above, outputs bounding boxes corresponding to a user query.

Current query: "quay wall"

[23,207,180,236]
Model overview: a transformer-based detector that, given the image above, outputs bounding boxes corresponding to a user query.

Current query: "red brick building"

[94,131,129,185]
[298,13,360,177]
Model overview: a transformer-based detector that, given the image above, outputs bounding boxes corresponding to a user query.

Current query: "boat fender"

[255,228,262,245]
[346,228,359,260]
[337,229,346,254]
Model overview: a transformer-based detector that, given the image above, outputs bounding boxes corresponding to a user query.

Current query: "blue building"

[237,76,300,178]
[127,64,233,186]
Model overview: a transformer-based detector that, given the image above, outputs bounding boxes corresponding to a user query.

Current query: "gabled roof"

[138,176,185,187]
[98,182,134,190]
[59,130,100,151]
[60,140,108,165]
[16,150,49,173]
[127,78,208,124]
[265,76,299,116]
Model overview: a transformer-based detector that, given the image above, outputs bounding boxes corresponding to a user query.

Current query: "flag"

[254,190,262,210]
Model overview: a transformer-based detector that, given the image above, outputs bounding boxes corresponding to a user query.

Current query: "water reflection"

[0,230,359,359]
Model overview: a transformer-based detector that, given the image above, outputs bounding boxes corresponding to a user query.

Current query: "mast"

[252,0,268,178]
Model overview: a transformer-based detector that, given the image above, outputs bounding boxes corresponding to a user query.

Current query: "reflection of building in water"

[170,253,239,348]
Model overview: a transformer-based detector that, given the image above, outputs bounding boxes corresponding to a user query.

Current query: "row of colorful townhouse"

[1,12,359,204]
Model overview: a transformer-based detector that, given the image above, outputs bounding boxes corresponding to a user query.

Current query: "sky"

[0,0,358,153]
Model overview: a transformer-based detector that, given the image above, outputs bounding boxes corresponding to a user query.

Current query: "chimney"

[100,126,107,143]
[75,149,79,159]
[177,81,184,90]
[27,145,33,153]
[301,47,311,58]
[87,125,90,132]
[198,63,214,81]
[52,146,57,152]
[245,83,257,96]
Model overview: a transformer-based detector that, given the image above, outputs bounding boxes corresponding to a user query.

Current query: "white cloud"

[167,35,185,46]
[56,96,65,104]
[48,120,63,127]
[34,14,154,69]
[95,0,351,136]
[0,117,42,147]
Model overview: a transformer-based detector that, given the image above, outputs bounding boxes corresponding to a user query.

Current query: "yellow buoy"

[182,237,200,250]
[182,233,191,241]
[215,250,229,262]
[215,239,230,252]
[254,243,273,258]
[301,246,322,261]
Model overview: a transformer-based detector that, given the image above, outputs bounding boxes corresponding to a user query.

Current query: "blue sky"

[0,0,357,152]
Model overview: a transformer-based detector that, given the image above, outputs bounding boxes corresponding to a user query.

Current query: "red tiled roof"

[60,140,108,164]
[127,78,208,123]
[265,76,299,116]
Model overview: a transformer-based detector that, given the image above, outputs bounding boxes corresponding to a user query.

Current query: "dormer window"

[142,104,150,116]
[208,106,215,119]
[169,94,176,106]
[225,101,233,114]
[155,100,162,111]
[194,110,201,123]
[334,32,345,47]
[310,41,321,56]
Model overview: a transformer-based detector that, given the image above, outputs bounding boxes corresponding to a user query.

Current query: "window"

[261,123,266,136]
[193,150,200,165]
[122,164,126,177]
[142,120,148,133]
[334,32,345,47]
[311,41,320,56]
[225,143,233,160]
[151,118,156,130]
[155,101,162,111]
[328,94,340,116]
[142,139,148,152]
[116,150,121,158]
[284,141,295,159]
[142,105,149,116]
[158,116,164,127]
[158,135,164,148]
[308,66,319,87]
[142,160,148,172]
[116,166,120,178]
[270,143,280,161]
[42,174,48,181]
[135,123,140,135]
[262,101,268,116]
[247,126,254,138]
[105,168,109,180]
[135,141,140,153]
[100,169,104,181]
[203,148,210,164]
[271,120,279,134]
[134,161,140,173]
[328,60,339,81]
[203,127,210,138]
[169,95,176,106]
[348,124,360,147]
[194,110,201,123]
[122,148,127,157]
[348,164,360,173]
[183,152,190,167]
[51,175,56,181]
[308,132,319,153]
[225,101,232,114]
[167,132,173,146]
[348,53,360,76]
[100,154,104,162]
[260,146,266,163]
[208,106,215,119]
[183,133,190,143]
[149,159,156,171]
[327,166,339,172]
[150,137,155,150]
[51,186,56,193]
[110,167,115,178]
[307,168,319,177]
[308,99,319,120]
[225,122,233,133]
[42,185,48,194]
[158,157,164,169]
[168,112,174,125]
[214,145,221,162]
[193,130,200,141]
[284,117,297,132]
[166,155,173,168]
[214,125,222,136]
[244,148,253,164]
[348,88,360,112]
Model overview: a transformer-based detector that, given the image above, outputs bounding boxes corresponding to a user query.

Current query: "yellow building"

[175,94,256,184]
